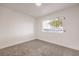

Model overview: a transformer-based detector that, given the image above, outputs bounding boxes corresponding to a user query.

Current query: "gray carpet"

[0,39,79,56]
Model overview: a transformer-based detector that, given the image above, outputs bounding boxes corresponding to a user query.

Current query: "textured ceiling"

[0,3,78,18]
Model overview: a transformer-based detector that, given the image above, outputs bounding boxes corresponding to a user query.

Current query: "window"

[42,16,65,33]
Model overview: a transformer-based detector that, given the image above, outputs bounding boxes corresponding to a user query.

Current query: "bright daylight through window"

[42,16,65,33]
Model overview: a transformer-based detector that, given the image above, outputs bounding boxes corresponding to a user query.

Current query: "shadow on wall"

[0,33,35,49]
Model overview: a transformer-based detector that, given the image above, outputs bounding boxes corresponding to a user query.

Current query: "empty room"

[0,3,79,56]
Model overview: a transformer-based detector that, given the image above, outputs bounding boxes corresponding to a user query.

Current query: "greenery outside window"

[42,16,65,33]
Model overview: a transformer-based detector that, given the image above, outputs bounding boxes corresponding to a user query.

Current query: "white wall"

[0,6,35,49]
[35,5,79,50]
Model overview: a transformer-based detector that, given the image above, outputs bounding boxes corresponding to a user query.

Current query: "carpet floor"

[0,39,79,56]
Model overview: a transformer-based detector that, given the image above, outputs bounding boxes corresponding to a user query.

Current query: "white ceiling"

[0,3,78,18]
